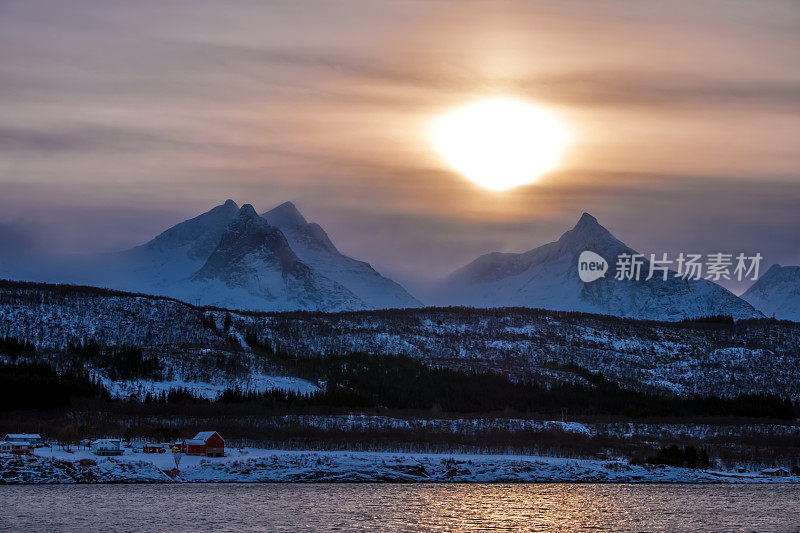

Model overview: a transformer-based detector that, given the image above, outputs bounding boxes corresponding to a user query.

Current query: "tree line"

[0,361,107,411]
[2,335,798,419]
[219,351,799,419]
[67,341,162,381]
[645,445,711,469]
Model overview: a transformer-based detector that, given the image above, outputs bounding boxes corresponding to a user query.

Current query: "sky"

[0,0,798,292]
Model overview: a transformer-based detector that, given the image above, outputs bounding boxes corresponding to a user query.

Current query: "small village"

[0,431,226,458]
[1,430,797,483]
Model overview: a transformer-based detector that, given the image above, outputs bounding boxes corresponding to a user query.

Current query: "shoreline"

[1,448,797,485]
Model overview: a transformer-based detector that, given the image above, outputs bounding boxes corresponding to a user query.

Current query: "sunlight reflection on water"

[1,483,798,532]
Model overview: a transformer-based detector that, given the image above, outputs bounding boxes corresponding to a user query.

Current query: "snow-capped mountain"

[741,264,800,321]
[432,213,762,321]
[189,204,363,311]
[84,199,419,311]
[262,202,422,309]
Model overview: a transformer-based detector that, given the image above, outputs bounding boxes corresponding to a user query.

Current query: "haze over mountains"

[0,200,796,320]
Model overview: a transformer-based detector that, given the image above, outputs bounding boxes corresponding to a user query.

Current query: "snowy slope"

[104,199,241,291]
[262,202,421,309]
[432,213,762,321]
[245,307,800,401]
[742,264,800,321]
[133,199,241,262]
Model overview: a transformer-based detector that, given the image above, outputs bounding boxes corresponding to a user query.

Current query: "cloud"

[0,125,181,155]
[0,0,797,294]
[159,41,800,113]
[520,72,800,113]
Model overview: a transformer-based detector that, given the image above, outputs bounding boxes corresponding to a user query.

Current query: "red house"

[184,431,225,457]
[143,443,166,454]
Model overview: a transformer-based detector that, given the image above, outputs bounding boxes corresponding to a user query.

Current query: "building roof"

[192,431,223,443]
[92,439,121,447]
[5,434,42,439]
[185,439,206,445]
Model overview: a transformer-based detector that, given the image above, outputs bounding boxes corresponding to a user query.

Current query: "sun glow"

[432,98,570,191]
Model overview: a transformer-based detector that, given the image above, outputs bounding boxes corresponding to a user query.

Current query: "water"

[1,484,798,532]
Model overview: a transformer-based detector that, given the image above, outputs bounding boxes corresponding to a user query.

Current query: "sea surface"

[1,483,798,532]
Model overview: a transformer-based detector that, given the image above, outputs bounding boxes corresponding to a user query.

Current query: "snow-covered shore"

[1,447,797,484]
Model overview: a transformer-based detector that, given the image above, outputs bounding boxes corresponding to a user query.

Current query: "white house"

[4,434,44,447]
[92,439,123,456]
[0,441,33,454]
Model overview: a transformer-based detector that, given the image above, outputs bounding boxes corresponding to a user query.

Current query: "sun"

[431,98,570,191]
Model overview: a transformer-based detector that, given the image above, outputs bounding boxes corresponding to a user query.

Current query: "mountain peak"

[557,211,619,251]
[571,212,603,236]
[262,201,308,229]
[223,199,238,209]
[237,204,258,219]
[576,212,598,227]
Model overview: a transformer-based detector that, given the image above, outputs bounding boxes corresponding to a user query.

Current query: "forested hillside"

[2,280,800,402]
[240,309,800,401]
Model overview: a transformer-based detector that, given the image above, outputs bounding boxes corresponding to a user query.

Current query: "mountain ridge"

[0,202,784,318]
